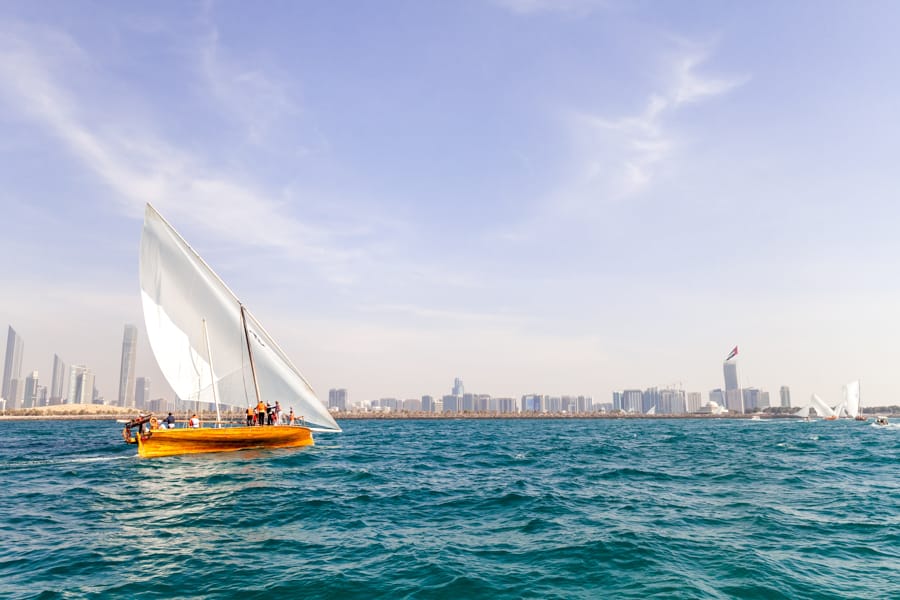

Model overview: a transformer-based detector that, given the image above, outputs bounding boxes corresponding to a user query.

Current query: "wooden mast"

[202,318,222,427]
[241,305,263,410]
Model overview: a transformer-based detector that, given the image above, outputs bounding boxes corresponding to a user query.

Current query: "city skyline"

[2,3,898,406]
[0,320,870,411]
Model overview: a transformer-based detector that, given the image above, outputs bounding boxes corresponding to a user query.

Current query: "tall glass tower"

[779,386,791,408]
[2,326,24,402]
[50,354,67,403]
[117,325,138,408]
[723,361,742,413]
[723,362,739,390]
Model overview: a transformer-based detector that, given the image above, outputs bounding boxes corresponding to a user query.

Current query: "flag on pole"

[725,346,738,361]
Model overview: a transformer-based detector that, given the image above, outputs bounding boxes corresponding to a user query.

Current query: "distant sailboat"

[645,406,656,416]
[123,204,341,457]
[809,394,838,421]
[793,406,811,422]
[843,380,866,421]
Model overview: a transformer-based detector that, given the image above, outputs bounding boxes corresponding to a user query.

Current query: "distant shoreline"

[2,412,895,422]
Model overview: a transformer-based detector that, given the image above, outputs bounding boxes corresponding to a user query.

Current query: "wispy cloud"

[359,303,524,326]
[573,51,748,200]
[493,0,606,16]
[486,45,747,244]
[570,49,748,202]
[0,21,366,284]
[197,27,300,144]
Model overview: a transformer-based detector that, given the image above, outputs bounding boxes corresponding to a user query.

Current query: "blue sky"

[2,1,899,407]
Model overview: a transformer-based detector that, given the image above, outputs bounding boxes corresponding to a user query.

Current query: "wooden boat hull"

[135,426,314,458]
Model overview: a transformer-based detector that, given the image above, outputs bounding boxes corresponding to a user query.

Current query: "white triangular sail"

[645,405,656,415]
[139,204,340,432]
[794,406,810,418]
[243,309,339,431]
[843,381,860,418]
[809,393,835,418]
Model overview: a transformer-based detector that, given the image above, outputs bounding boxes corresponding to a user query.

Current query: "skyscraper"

[659,389,686,414]
[135,377,151,409]
[742,388,761,412]
[723,361,743,413]
[74,370,94,404]
[328,388,348,411]
[642,387,659,414]
[23,371,39,409]
[621,390,643,413]
[687,392,702,413]
[118,325,138,408]
[67,365,88,404]
[452,377,464,396]
[50,354,67,404]
[7,379,22,410]
[402,398,422,411]
[780,386,791,408]
[442,394,459,412]
[723,362,739,390]
[2,326,24,402]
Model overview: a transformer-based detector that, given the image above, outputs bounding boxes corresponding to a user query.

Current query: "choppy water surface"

[0,418,898,599]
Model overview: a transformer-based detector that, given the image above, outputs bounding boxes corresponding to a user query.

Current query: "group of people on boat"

[125,402,303,445]
[244,400,301,426]
[123,412,191,440]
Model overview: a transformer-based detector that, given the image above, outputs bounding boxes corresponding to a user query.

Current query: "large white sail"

[809,393,835,418]
[139,204,340,432]
[794,406,810,418]
[843,381,860,418]
[243,309,340,431]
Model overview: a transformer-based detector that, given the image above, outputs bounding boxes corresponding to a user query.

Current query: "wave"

[0,418,897,598]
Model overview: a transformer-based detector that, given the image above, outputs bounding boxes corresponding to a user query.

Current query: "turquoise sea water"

[0,418,898,599]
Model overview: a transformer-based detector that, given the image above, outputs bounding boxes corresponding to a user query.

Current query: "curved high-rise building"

[117,325,138,408]
[2,326,24,405]
[50,354,67,403]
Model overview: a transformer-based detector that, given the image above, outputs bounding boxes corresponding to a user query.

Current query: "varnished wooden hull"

[134,426,314,458]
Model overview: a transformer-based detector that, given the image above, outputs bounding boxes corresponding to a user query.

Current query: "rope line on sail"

[240,306,251,409]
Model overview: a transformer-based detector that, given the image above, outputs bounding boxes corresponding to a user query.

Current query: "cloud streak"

[571,49,747,202]
[493,0,606,16]
[198,26,299,145]
[0,21,364,285]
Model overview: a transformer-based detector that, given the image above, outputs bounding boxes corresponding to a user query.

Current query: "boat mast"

[202,318,222,427]
[241,305,263,410]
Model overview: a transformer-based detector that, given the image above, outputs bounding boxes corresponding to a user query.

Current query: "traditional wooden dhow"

[125,204,341,457]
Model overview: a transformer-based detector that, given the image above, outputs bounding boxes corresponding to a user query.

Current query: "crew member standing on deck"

[256,399,267,426]
[246,405,254,426]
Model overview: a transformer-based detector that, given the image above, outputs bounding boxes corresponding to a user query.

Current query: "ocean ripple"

[0,418,898,599]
